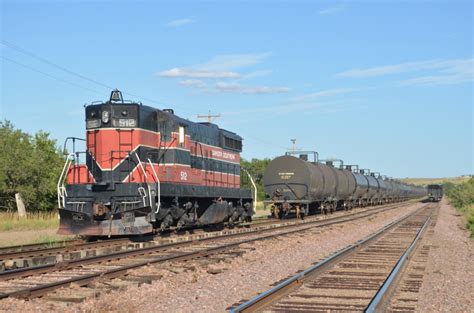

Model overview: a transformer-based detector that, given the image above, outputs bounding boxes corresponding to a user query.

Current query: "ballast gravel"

[416,199,473,312]
[0,202,429,312]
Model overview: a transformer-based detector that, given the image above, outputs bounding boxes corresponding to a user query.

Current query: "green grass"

[457,204,474,237]
[0,211,59,232]
[400,176,471,186]
[445,178,474,237]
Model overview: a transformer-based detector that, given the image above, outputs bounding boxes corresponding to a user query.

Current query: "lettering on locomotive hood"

[211,150,236,160]
[278,172,294,179]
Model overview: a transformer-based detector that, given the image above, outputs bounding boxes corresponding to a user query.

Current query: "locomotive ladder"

[115,129,134,183]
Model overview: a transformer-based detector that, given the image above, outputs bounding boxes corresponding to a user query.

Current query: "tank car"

[57,90,254,236]
[263,151,425,218]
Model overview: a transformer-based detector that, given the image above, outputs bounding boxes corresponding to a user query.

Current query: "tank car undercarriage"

[266,194,407,219]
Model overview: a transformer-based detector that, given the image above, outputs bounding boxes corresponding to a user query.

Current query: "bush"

[0,121,64,212]
[446,178,474,237]
[241,158,272,201]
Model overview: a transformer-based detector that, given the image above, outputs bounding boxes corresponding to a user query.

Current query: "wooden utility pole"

[15,193,27,218]
[197,111,221,123]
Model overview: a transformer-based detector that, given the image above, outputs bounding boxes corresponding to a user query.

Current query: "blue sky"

[1,0,472,178]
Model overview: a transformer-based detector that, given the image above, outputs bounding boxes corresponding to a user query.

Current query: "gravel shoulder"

[0,202,425,312]
[416,199,473,312]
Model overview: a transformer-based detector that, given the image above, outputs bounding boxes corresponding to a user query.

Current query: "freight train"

[427,184,443,202]
[57,90,255,236]
[263,151,426,218]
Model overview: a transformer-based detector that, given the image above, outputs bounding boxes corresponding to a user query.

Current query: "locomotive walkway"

[0,201,416,300]
[229,202,437,312]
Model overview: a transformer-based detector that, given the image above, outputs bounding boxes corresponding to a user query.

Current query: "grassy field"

[400,176,471,186]
[0,211,74,247]
[445,178,474,237]
[456,204,474,237]
[0,211,59,232]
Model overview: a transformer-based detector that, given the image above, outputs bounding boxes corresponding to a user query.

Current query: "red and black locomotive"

[58,90,254,236]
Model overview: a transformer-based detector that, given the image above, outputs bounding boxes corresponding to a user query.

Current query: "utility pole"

[290,139,297,152]
[197,111,221,123]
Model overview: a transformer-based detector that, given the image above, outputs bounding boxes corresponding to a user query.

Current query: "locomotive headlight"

[102,111,110,123]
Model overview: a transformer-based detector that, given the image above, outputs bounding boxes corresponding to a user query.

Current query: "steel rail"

[0,203,406,270]
[0,239,84,255]
[229,203,433,313]
[0,200,415,261]
[0,201,410,281]
[0,238,134,261]
[0,202,422,299]
[365,207,434,312]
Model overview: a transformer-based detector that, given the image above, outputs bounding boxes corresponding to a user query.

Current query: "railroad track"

[230,202,437,312]
[0,201,421,300]
[0,201,415,271]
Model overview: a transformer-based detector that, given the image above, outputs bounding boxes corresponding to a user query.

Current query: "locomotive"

[427,184,443,202]
[263,151,426,218]
[57,90,254,236]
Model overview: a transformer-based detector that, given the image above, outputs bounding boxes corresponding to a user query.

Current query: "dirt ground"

[416,199,473,312]
[0,201,471,312]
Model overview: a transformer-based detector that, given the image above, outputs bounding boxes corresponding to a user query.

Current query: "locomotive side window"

[223,135,242,151]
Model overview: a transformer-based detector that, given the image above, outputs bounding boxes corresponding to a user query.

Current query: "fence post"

[15,193,27,218]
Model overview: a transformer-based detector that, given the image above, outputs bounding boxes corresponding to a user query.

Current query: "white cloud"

[158,53,272,80]
[294,88,358,101]
[242,69,273,79]
[401,59,474,86]
[318,5,345,15]
[197,52,272,71]
[215,82,289,94]
[178,79,207,88]
[336,58,474,84]
[166,18,194,27]
[159,68,240,79]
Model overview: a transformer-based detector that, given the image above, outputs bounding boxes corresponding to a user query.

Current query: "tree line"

[0,121,64,211]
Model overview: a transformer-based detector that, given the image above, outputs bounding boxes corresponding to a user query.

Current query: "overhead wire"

[2,40,289,152]
[1,56,104,95]
[1,40,195,115]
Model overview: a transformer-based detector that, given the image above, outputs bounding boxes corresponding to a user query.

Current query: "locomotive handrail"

[62,137,85,155]
[147,158,161,215]
[241,168,257,214]
[57,154,74,208]
[133,151,152,208]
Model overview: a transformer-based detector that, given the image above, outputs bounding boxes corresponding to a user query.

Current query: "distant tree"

[0,121,64,211]
[241,158,272,200]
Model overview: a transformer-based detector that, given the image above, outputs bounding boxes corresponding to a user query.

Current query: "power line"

[2,40,288,152]
[2,40,114,90]
[1,40,194,113]
[1,56,104,95]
